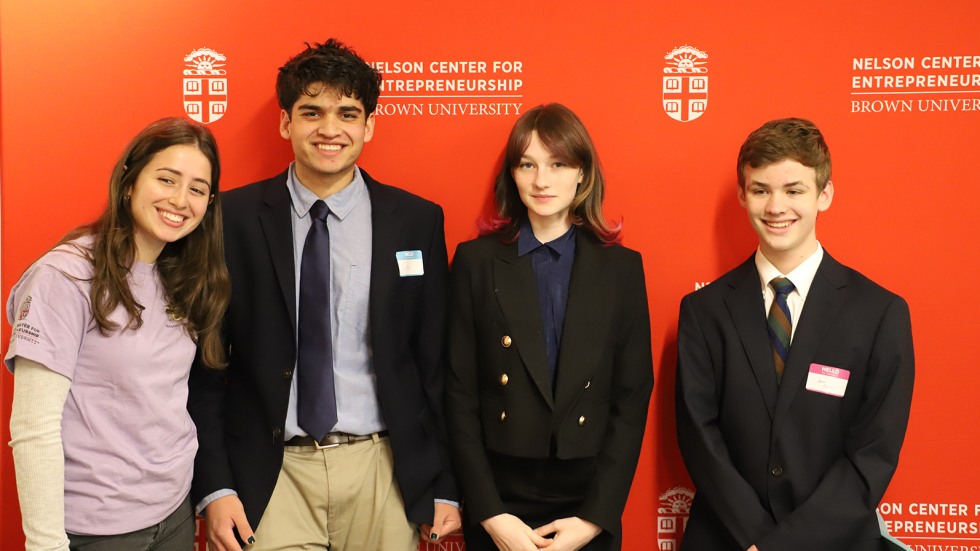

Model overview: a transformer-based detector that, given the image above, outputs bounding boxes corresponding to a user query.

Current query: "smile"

[316,144,342,151]
[765,220,793,228]
[159,210,187,224]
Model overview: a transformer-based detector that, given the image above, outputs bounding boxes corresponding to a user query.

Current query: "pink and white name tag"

[805,363,851,398]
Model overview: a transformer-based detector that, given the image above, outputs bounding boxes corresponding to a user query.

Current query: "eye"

[553,162,566,168]
[751,188,767,196]
[340,112,358,120]
[158,177,175,185]
[301,111,319,118]
[517,162,534,170]
[190,185,208,196]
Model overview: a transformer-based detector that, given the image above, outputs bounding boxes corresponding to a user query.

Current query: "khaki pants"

[252,435,417,551]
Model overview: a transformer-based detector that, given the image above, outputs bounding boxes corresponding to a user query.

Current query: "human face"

[513,131,583,241]
[280,84,375,197]
[738,158,834,272]
[129,144,213,264]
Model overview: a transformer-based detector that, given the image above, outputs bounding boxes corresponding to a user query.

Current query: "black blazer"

[675,252,914,551]
[188,169,457,530]
[446,232,654,537]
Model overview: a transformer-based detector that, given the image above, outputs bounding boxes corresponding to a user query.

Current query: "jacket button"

[499,411,507,422]
[501,335,512,348]
[770,466,784,477]
[500,373,509,385]
[283,369,293,379]
[578,415,586,427]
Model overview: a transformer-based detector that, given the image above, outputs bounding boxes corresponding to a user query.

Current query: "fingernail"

[247,536,256,545]
[430,532,438,540]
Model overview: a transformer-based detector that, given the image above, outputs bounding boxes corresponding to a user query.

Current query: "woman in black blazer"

[446,104,654,551]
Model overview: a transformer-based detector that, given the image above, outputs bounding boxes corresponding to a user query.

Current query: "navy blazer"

[446,231,654,537]
[188,169,457,531]
[675,252,914,551]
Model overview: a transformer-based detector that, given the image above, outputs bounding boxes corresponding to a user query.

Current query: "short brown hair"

[737,118,832,191]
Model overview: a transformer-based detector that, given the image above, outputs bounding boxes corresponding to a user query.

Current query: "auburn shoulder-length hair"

[59,117,231,369]
[481,103,621,244]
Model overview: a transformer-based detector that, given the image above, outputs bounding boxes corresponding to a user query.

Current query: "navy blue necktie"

[767,277,795,383]
[297,200,337,441]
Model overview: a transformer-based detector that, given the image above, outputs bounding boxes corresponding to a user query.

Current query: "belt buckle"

[313,433,344,450]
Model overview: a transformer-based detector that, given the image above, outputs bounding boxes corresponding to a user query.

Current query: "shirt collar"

[754,242,823,300]
[517,221,577,257]
[286,162,367,221]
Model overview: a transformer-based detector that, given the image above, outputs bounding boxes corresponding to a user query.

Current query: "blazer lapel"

[553,234,612,407]
[492,241,554,409]
[258,173,298,335]
[772,253,849,435]
[724,257,778,418]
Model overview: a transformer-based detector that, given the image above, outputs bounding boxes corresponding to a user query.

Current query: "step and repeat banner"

[2,1,978,549]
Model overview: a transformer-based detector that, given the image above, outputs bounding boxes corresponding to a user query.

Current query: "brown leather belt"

[285,431,389,450]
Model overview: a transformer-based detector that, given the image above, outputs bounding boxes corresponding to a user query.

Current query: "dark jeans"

[68,496,194,551]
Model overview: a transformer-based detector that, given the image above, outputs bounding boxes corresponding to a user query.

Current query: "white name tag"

[396,250,424,277]
[805,363,850,398]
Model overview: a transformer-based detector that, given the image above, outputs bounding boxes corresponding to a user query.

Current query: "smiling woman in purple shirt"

[5,117,230,551]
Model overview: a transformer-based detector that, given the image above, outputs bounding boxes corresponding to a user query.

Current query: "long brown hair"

[481,103,621,244]
[60,117,230,369]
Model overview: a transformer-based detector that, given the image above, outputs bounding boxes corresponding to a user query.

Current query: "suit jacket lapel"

[772,253,849,435]
[553,233,612,408]
[724,257,778,418]
[492,241,554,409]
[258,172,298,335]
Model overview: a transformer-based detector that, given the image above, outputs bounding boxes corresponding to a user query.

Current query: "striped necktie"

[767,277,795,382]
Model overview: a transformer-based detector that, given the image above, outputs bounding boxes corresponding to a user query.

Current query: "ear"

[736,184,747,208]
[208,194,215,205]
[817,180,834,212]
[363,112,376,144]
[279,109,292,140]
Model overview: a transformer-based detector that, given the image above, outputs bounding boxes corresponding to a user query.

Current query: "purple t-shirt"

[5,237,198,535]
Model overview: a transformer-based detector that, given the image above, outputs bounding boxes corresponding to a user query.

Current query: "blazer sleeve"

[756,295,915,550]
[413,204,459,503]
[445,243,508,522]
[576,251,654,534]
[675,294,777,548]
[188,343,234,504]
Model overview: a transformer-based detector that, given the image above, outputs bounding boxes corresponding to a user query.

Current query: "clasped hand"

[481,513,601,551]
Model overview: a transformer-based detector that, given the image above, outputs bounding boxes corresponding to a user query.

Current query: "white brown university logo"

[663,45,708,122]
[183,48,227,124]
[657,486,694,550]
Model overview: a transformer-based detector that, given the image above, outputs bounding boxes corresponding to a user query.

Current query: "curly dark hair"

[276,38,382,115]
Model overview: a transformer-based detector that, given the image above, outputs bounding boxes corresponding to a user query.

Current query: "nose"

[765,192,786,214]
[317,114,341,137]
[169,185,189,208]
[532,169,550,190]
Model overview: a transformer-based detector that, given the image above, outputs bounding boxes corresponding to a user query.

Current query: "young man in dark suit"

[188,39,460,550]
[675,118,914,551]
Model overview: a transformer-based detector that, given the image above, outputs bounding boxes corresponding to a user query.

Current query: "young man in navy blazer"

[188,39,460,550]
[676,118,914,551]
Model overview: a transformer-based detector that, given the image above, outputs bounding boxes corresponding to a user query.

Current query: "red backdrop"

[2,1,979,549]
